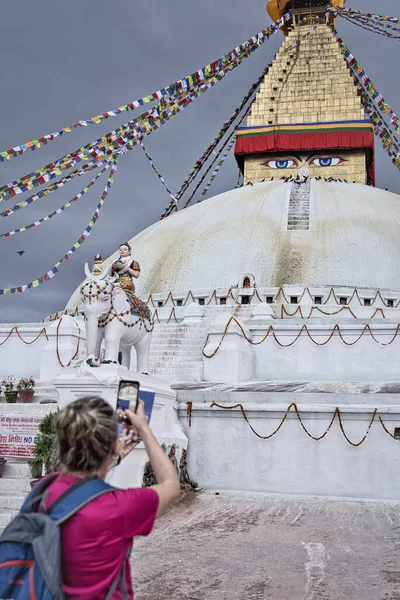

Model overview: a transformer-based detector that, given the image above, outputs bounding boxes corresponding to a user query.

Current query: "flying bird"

[16,251,26,256]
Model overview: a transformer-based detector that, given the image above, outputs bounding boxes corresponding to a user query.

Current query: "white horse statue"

[80,263,153,373]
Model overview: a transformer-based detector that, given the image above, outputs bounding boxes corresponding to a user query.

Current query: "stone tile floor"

[131,490,400,600]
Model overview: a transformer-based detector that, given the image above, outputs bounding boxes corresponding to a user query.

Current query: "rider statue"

[110,242,152,322]
[111,242,141,294]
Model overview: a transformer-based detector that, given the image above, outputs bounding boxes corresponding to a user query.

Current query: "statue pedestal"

[54,365,187,489]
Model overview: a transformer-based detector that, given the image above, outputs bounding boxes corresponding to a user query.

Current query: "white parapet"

[249,321,400,381]
[54,365,187,489]
[0,317,86,382]
[40,316,86,381]
[183,302,205,324]
[251,302,275,322]
[203,313,254,382]
[176,381,400,501]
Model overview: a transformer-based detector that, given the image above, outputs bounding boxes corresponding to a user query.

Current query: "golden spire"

[267,0,345,27]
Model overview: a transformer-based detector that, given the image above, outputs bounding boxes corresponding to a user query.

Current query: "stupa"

[1,1,400,510]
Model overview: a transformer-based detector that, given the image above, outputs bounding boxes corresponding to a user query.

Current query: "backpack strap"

[105,546,132,600]
[20,473,60,514]
[46,476,116,524]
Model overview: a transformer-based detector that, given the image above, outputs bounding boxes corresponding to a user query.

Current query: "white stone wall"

[249,322,400,382]
[0,317,86,382]
[177,395,400,500]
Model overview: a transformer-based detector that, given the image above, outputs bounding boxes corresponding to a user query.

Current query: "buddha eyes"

[262,159,298,169]
[309,157,345,167]
[261,157,345,169]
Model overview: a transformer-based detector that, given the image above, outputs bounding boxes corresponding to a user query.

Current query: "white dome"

[66,180,400,308]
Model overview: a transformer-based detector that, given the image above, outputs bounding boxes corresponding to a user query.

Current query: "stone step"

[150,346,202,353]
[152,357,203,365]
[0,493,27,511]
[152,367,204,377]
[152,363,203,372]
[150,354,202,360]
[151,337,204,342]
[152,360,202,369]
[152,333,206,339]
[0,477,31,494]
[2,460,31,479]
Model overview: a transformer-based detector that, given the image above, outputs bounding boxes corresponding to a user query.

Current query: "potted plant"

[28,458,43,480]
[30,412,60,485]
[17,377,35,403]
[1,376,18,403]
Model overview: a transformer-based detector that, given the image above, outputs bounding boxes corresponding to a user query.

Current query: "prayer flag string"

[173,65,273,204]
[0,12,291,206]
[163,25,317,218]
[0,158,111,216]
[0,162,117,295]
[338,12,400,40]
[332,7,400,26]
[198,136,237,201]
[0,64,241,202]
[140,142,177,208]
[335,33,400,171]
[0,165,109,238]
[0,14,291,164]
[182,96,254,209]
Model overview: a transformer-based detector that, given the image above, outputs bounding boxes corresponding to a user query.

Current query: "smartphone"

[116,379,139,437]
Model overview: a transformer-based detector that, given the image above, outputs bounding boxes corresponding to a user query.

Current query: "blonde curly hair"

[56,396,118,472]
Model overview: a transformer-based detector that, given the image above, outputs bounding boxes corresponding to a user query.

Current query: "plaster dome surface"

[66,181,400,308]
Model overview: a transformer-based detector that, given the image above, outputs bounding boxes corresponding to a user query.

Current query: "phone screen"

[116,380,139,437]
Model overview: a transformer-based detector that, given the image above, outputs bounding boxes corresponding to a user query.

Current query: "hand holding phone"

[116,380,155,441]
[125,400,149,436]
[117,380,139,437]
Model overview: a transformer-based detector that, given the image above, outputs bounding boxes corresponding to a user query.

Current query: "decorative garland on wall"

[203,316,400,359]
[55,317,81,368]
[143,286,400,309]
[49,284,400,322]
[209,402,399,446]
[0,326,48,346]
[280,305,387,320]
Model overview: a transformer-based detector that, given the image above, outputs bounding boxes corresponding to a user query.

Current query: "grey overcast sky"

[0,0,398,323]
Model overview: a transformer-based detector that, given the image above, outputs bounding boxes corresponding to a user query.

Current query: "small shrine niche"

[239,273,256,304]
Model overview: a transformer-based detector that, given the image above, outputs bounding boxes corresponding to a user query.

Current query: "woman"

[42,396,180,599]
[111,242,140,295]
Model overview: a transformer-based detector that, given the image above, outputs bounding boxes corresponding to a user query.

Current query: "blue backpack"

[0,474,130,600]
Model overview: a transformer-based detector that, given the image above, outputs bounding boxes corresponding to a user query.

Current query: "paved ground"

[131,490,400,600]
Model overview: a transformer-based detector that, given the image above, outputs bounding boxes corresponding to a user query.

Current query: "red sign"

[0,415,43,458]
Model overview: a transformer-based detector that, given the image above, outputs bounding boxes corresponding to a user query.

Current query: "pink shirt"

[43,474,159,600]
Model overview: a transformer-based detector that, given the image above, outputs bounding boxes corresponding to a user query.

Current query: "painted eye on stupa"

[309,157,345,167]
[261,159,298,169]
